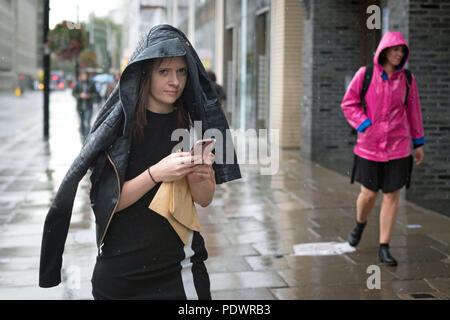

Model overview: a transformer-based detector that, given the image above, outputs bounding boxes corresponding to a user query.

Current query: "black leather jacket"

[39,25,241,288]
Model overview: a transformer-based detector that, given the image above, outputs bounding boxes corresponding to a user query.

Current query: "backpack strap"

[404,69,412,106]
[360,64,373,115]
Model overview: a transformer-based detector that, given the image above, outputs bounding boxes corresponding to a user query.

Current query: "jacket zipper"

[97,151,121,255]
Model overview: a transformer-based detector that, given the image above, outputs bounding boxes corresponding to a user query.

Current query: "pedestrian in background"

[106,71,120,100]
[207,70,226,109]
[341,31,425,266]
[39,24,241,300]
[72,71,99,138]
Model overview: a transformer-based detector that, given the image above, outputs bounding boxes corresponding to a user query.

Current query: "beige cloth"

[149,176,200,245]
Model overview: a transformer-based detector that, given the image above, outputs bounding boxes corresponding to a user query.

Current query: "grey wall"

[403,0,450,215]
[300,0,362,176]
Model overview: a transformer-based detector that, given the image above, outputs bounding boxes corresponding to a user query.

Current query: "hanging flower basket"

[78,50,99,70]
[48,21,88,62]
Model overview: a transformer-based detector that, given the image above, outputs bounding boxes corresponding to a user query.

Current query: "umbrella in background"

[93,74,114,83]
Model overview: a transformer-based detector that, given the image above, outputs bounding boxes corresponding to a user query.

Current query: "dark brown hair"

[378,49,387,65]
[133,58,191,141]
[206,70,216,82]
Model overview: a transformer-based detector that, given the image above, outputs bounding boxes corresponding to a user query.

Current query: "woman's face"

[148,56,188,112]
[384,45,405,67]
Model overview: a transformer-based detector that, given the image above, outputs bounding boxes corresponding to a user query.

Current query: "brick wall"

[300,0,362,175]
[403,0,450,215]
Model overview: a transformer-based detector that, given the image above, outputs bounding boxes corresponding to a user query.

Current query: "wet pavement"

[0,90,449,300]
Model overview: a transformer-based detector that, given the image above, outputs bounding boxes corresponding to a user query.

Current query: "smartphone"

[191,138,216,158]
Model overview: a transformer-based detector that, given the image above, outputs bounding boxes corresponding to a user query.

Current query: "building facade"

[223,0,272,131]
[0,0,43,91]
[87,13,122,73]
[120,0,170,70]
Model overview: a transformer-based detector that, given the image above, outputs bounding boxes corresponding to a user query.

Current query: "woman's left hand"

[415,146,424,165]
[187,153,215,184]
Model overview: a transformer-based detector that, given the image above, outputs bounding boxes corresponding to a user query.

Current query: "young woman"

[39,25,241,299]
[90,55,216,299]
[341,31,425,266]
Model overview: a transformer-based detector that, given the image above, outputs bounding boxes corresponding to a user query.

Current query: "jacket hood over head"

[92,24,214,137]
[90,24,241,185]
[374,31,409,70]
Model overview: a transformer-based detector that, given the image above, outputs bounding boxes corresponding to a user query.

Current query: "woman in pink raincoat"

[341,31,425,266]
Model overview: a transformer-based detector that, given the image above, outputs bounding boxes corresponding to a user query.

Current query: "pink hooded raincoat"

[341,31,425,162]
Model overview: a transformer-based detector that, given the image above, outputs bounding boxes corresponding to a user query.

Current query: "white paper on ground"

[291,242,356,256]
[406,224,422,229]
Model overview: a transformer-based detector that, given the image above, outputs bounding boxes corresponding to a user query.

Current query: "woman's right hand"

[150,152,199,183]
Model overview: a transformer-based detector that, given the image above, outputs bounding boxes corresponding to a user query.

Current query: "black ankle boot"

[379,243,397,266]
[348,220,367,247]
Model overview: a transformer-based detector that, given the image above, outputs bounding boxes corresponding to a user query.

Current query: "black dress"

[91,109,211,300]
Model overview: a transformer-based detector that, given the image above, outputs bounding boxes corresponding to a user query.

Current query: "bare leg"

[379,189,401,244]
[356,185,378,223]
[348,185,379,247]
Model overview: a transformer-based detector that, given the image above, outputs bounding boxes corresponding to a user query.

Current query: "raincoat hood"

[374,31,409,70]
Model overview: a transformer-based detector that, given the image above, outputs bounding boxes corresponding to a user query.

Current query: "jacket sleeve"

[406,74,425,148]
[72,82,81,99]
[90,82,101,102]
[341,66,372,132]
[39,106,123,287]
[39,164,84,287]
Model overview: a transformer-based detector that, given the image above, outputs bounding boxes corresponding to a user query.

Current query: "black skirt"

[351,154,413,194]
[91,231,211,300]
